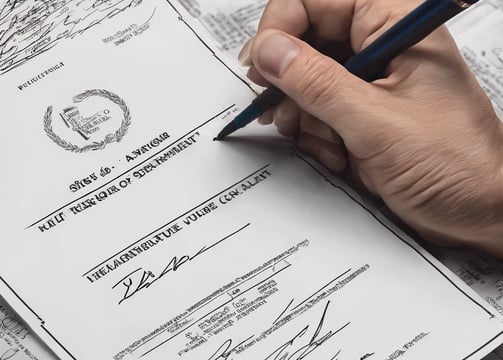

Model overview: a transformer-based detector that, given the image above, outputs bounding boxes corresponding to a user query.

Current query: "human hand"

[239,0,503,255]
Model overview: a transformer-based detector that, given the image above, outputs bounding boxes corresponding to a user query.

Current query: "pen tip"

[215,121,238,141]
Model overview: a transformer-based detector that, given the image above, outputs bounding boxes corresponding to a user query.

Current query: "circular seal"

[44,89,131,153]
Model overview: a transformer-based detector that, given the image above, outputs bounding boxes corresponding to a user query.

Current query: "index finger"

[257,0,355,42]
[246,0,356,86]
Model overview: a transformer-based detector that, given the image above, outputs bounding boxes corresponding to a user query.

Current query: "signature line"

[81,164,269,277]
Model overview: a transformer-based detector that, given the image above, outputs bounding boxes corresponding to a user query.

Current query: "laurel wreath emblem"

[44,89,131,153]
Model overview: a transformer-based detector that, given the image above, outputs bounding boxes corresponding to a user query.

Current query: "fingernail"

[258,32,300,77]
[238,38,253,67]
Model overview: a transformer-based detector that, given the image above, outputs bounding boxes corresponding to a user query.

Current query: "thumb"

[250,29,379,140]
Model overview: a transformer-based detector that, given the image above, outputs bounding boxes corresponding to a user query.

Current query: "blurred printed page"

[0,296,56,360]
[447,0,503,118]
[173,0,267,62]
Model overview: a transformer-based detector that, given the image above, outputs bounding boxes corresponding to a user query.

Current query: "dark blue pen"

[215,0,478,140]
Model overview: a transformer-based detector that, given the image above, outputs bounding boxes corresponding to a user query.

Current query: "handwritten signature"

[0,0,145,74]
[206,335,255,360]
[112,235,231,304]
[207,300,351,360]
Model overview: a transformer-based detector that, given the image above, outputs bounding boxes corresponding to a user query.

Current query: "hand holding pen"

[223,0,503,256]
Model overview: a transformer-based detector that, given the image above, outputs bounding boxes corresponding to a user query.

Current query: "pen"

[215,0,479,140]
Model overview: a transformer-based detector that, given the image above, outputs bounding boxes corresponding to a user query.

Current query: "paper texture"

[0,0,503,359]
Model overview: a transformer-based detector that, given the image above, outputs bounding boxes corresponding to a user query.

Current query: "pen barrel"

[344,0,477,81]
[252,87,285,110]
[231,87,285,130]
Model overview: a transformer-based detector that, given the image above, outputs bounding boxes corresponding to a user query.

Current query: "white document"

[0,297,56,360]
[1,0,503,359]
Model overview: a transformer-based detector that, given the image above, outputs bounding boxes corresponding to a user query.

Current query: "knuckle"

[295,55,342,109]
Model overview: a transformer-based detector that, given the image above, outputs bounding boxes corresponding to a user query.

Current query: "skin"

[238,0,503,256]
